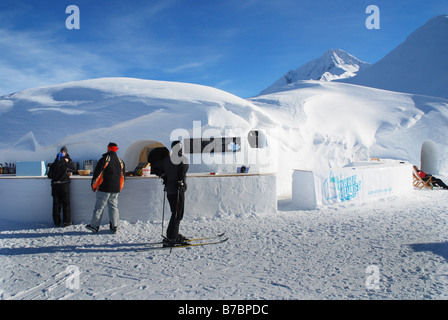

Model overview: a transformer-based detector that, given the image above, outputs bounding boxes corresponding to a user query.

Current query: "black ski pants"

[166,191,185,240]
[51,182,71,226]
[424,176,448,189]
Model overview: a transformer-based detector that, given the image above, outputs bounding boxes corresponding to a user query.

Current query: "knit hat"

[60,146,68,153]
[108,142,119,152]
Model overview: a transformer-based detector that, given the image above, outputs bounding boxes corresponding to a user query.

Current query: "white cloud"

[0,27,119,95]
[164,62,205,73]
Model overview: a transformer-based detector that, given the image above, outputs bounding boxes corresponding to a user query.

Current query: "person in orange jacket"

[86,142,125,234]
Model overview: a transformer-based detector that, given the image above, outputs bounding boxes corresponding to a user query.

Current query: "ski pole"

[161,186,166,238]
[175,186,180,219]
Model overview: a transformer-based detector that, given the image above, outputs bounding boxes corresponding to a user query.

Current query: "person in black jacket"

[152,140,189,246]
[86,142,125,234]
[47,146,76,227]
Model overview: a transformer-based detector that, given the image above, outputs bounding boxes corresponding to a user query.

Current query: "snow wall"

[292,161,413,210]
[0,174,276,226]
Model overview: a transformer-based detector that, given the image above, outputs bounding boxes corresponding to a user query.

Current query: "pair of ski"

[136,232,228,252]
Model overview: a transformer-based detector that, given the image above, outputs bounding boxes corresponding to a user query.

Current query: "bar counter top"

[0,172,275,179]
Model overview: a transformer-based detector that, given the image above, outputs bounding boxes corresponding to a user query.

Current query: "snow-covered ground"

[1,187,448,300]
[1,15,448,303]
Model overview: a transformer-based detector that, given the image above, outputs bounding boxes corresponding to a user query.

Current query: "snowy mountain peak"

[260,49,370,94]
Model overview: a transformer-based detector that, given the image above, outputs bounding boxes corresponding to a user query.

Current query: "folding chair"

[412,166,433,189]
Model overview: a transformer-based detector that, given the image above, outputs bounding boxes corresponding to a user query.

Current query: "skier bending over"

[152,140,189,246]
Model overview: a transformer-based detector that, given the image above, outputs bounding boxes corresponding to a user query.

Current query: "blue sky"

[0,0,446,98]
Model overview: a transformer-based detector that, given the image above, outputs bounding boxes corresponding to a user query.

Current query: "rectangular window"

[248,130,259,148]
[185,137,241,154]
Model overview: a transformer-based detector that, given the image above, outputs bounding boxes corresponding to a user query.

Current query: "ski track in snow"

[1,189,448,300]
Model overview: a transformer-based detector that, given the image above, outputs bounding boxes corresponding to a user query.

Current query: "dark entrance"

[148,147,169,164]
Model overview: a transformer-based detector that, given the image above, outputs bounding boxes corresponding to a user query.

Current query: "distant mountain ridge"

[261,15,448,99]
[261,49,370,95]
[342,15,448,99]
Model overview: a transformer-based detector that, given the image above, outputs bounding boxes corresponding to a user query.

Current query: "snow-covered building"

[0,78,279,176]
[0,78,280,224]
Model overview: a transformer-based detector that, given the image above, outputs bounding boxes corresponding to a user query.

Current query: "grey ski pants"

[90,191,119,229]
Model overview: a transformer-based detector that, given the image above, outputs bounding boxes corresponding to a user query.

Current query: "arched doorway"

[123,140,169,173]
[138,142,169,165]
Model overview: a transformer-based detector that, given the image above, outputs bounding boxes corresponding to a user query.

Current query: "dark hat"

[108,142,119,152]
[171,140,181,149]
[171,140,183,156]
[60,146,68,153]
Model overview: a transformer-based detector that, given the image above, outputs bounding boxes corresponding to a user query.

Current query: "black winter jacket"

[48,156,76,186]
[92,151,125,193]
[152,154,189,195]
